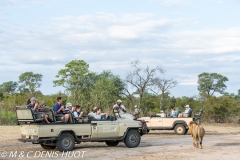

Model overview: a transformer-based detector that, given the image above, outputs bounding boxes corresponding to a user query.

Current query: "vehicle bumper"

[18,138,39,143]
[18,134,39,143]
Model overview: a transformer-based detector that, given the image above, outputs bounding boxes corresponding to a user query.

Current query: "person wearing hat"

[113,99,126,115]
[159,110,166,117]
[133,105,140,118]
[183,104,192,117]
[39,102,50,124]
[27,97,38,112]
[39,102,47,109]
[65,102,73,111]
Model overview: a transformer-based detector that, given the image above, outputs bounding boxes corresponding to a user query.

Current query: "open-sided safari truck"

[16,107,147,151]
[138,107,204,135]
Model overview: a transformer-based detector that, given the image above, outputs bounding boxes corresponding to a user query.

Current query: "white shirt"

[88,112,96,117]
[184,107,191,113]
[113,104,126,115]
[159,113,166,117]
[134,108,140,114]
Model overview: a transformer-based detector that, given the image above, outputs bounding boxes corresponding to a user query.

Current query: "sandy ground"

[0,123,240,160]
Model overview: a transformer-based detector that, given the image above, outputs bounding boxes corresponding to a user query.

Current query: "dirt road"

[0,123,240,160]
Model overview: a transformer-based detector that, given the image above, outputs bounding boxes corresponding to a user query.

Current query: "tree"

[197,72,228,96]
[151,78,177,110]
[53,60,92,104]
[0,81,18,95]
[125,60,164,111]
[90,71,125,111]
[18,72,43,94]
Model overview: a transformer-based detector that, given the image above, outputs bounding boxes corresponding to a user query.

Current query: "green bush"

[0,110,17,125]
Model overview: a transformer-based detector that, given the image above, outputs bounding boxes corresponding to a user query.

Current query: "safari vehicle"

[16,107,147,152]
[138,107,204,135]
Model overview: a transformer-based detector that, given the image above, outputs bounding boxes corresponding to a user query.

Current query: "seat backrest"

[16,108,35,122]
[188,109,192,117]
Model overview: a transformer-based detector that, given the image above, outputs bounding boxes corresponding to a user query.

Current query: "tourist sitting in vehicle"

[65,102,74,112]
[53,97,70,123]
[169,107,176,117]
[95,108,108,120]
[27,97,38,112]
[39,102,50,124]
[178,104,192,117]
[73,105,84,121]
[88,107,97,119]
[158,110,166,117]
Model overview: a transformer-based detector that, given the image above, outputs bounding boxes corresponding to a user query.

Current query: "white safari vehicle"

[138,108,204,135]
[16,107,147,151]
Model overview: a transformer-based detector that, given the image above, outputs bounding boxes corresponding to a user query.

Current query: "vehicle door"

[91,121,98,138]
[97,120,119,138]
[149,117,163,128]
[162,118,174,128]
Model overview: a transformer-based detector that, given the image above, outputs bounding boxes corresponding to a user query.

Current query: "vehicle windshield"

[113,110,135,120]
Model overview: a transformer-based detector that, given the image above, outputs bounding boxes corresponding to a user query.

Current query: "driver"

[113,100,134,119]
[113,99,126,114]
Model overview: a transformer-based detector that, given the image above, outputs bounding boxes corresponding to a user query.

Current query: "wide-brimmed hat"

[66,103,72,108]
[41,102,46,105]
[185,104,190,108]
[116,99,122,103]
[30,97,37,101]
[160,110,164,113]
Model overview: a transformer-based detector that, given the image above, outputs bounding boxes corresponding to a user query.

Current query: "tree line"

[0,60,239,125]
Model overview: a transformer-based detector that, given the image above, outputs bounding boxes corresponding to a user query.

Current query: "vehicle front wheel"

[105,141,119,146]
[124,129,141,148]
[56,133,75,152]
[40,144,56,150]
[174,124,186,135]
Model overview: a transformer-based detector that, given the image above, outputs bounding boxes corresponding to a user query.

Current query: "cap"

[41,102,46,105]
[185,104,190,108]
[66,103,72,108]
[134,105,137,108]
[93,107,98,111]
[30,97,37,101]
[116,99,122,103]
[160,110,164,113]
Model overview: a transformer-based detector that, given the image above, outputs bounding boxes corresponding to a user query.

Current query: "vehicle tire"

[184,129,189,135]
[147,129,150,133]
[105,141,119,146]
[40,144,56,150]
[124,129,141,148]
[56,133,75,152]
[174,124,186,135]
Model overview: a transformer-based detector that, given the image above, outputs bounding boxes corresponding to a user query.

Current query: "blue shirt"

[53,103,63,114]
[27,104,34,109]
[171,110,176,117]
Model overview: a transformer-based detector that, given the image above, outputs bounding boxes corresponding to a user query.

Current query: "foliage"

[0,81,18,95]
[197,72,228,96]
[18,72,43,94]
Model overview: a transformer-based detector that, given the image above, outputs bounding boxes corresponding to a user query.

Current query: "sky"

[0,0,240,98]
